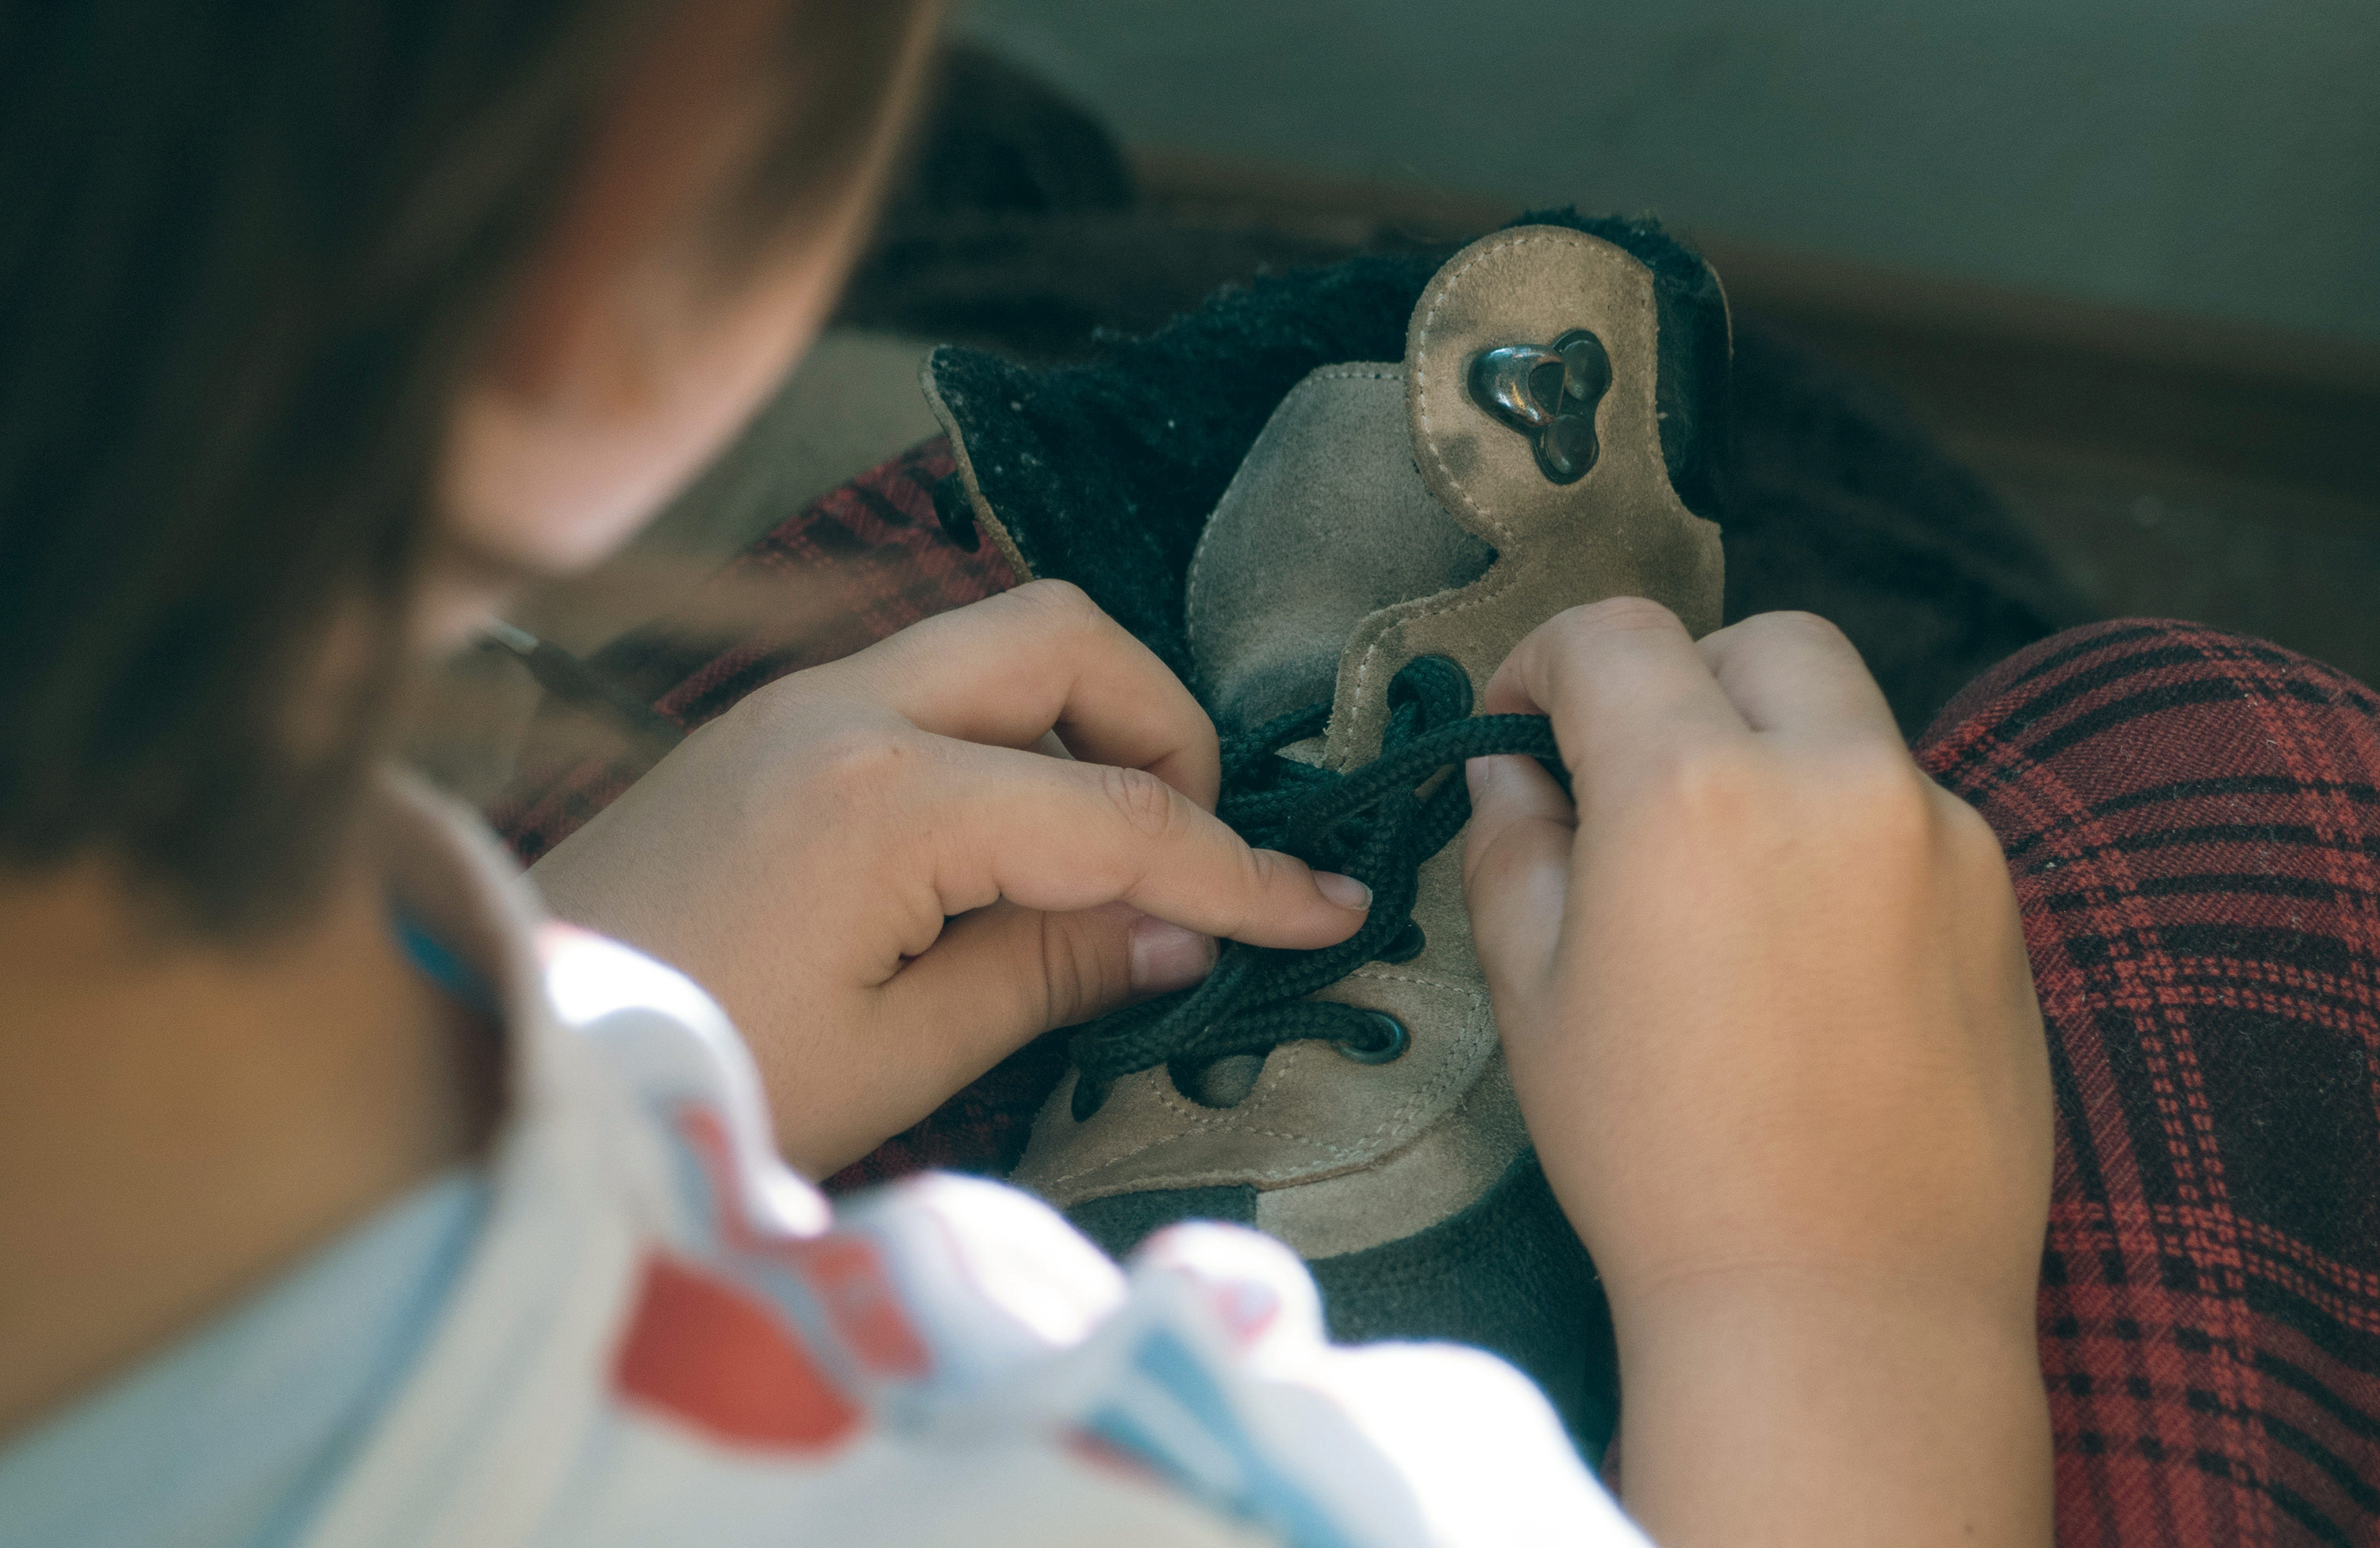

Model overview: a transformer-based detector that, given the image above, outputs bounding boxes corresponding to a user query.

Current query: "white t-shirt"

[0,775,1644,1548]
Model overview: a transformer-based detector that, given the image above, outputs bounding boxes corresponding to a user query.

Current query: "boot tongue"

[1184,365,1494,734]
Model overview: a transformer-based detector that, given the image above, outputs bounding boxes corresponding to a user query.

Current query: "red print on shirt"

[612,1254,861,1452]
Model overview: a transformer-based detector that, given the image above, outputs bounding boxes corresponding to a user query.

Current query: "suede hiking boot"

[925,222,1730,1456]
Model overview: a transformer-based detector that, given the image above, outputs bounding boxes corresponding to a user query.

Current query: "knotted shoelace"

[1066,655,1567,1120]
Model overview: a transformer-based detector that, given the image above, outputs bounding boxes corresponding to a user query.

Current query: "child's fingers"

[1695,612,1899,742]
[1481,597,1748,798]
[795,901,1222,1173]
[873,901,1217,1072]
[927,743,1369,953]
[806,580,1226,808]
[1460,753,1576,1013]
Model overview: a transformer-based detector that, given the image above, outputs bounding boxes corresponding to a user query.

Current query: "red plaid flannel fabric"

[1921,620,2380,1546]
[495,444,2380,1542]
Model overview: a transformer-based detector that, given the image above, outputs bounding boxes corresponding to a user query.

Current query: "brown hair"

[0,0,935,935]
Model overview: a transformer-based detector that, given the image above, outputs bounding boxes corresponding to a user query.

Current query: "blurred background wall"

[957,0,2380,345]
[432,2,2380,809]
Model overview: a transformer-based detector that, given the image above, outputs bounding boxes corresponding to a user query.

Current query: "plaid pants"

[497,443,2380,1546]
[1921,622,2380,1545]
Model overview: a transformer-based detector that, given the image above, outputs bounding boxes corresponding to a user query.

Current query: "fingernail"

[1465,757,1491,799]
[1315,871,1372,912]
[1130,916,1215,995]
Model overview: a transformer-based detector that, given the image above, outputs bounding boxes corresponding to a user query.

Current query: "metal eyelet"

[1334,1011,1410,1065]
[1467,328,1612,485]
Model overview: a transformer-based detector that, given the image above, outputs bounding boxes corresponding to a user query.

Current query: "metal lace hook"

[1466,328,1614,485]
[1470,344,1565,431]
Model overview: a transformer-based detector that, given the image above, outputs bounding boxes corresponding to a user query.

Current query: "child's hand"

[1462,598,2052,1547]
[531,581,1368,1176]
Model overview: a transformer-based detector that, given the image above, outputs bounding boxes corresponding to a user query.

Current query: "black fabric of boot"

[912,209,2090,738]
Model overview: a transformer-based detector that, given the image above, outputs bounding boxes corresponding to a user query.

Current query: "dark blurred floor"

[1955,444,2380,684]
[1134,152,2380,689]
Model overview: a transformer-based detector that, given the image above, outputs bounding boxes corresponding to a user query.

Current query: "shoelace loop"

[1065,655,1566,1120]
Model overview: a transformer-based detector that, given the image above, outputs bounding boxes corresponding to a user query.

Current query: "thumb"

[1461,754,1576,1008]
[876,899,1217,1060]
[781,903,1215,1177]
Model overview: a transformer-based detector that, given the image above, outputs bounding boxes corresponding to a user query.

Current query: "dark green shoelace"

[1066,655,1568,1120]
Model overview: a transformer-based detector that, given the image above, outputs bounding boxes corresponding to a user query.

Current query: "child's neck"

[0,838,498,1442]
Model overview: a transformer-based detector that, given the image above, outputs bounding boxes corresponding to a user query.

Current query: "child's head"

[0,0,940,937]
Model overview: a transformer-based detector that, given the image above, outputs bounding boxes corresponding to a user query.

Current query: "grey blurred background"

[430,5,2380,805]
[958,0,2380,344]
[939,0,2379,690]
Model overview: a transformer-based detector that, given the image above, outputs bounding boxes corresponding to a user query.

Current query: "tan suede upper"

[1187,366,1495,732]
[939,228,1727,1260]
[1328,226,1725,770]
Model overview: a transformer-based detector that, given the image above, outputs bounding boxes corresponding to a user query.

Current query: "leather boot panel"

[1186,365,1495,731]
[1010,832,1495,1204]
[1255,1054,1528,1259]
[1326,227,1724,768]
[1012,961,1494,1205]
